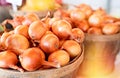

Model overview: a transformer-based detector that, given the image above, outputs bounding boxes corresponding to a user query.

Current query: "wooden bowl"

[0,45,84,78]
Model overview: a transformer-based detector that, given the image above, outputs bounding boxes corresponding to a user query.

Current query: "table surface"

[76,51,120,78]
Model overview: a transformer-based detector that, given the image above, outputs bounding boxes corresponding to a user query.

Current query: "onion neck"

[42,60,60,68]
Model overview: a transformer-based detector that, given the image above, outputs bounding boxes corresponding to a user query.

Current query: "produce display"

[53,4,120,35]
[0,3,120,74]
[50,3,120,77]
[0,9,84,72]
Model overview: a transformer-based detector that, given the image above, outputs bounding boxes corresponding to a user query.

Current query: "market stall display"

[0,1,120,78]
[0,8,84,77]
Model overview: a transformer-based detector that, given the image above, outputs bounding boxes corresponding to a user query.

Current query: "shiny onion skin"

[14,25,29,39]
[53,9,70,18]
[19,48,43,71]
[87,27,103,35]
[88,14,103,27]
[40,32,60,54]
[102,23,120,35]
[70,9,86,22]
[74,20,89,32]
[5,34,30,55]
[0,50,24,72]
[77,3,93,18]
[28,20,47,40]
[48,50,70,66]
[22,13,39,26]
[52,20,72,39]
[0,32,11,48]
[70,28,85,43]
[19,47,60,71]
[49,17,60,26]
[13,16,25,28]
[61,40,81,58]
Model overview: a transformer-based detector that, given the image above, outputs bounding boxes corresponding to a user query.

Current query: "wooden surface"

[76,51,120,78]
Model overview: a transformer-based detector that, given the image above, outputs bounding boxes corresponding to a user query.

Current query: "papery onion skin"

[0,32,11,48]
[5,34,30,55]
[88,14,103,27]
[22,13,39,26]
[48,50,70,66]
[74,20,89,32]
[40,32,60,54]
[0,50,24,72]
[49,17,60,26]
[87,27,103,35]
[52,20,72,39]
[70,28,85,43]
[70,9,86,22]
[102,23,120,35]
[77,3,93,18]
[19,47,43,71]
[14,25,29,39]
[19,47,60,71]
[28,20,47,40]
[61,40,81,58]
[0,51,18,68]
[13,16,25,28]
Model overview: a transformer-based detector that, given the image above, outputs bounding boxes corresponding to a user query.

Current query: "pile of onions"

[19,47,60,71]
[52,4,120,35]
[0,12,84,72]
[1,3,120,72]
[0,51,24,72]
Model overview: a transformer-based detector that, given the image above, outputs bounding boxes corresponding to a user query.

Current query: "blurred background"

[0,0,120,78]
[0,0,120,22]
[63,0,120,17]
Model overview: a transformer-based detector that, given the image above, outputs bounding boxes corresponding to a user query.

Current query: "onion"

[52,20,72,39]
[62,17,74,27]
[70,28,85,43]
[0,50,24,72]
[22,13,39,26]
[5,34,30,55]
[14,25,29,38]
[94,8,106,16]
[77,3,93,18]
[74,20,89,32]
[61,40,81,58]
[49,17,60,26]
[48,50,70,66]
[41,12,51,30]
[2,16,25,28]
[19,47,43,71]
[13,16,25,28]
[53,9,70,18]
[0,32,11,48]
[88,8,106,27]
[102,23,120,35]
[103,16,120,23]
[70,9,86,22]
[87,27,103,35]
[40,32,60,54]
[28,20,47,40]
[88,14,103,27]
[19,47,60,71]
